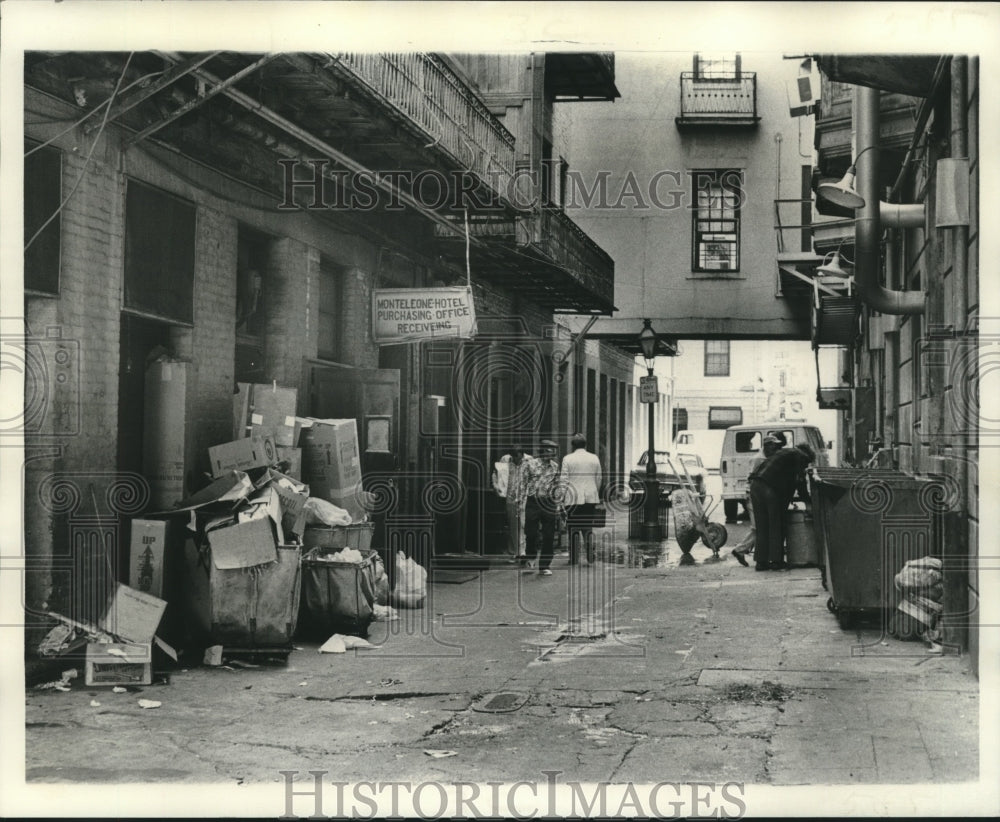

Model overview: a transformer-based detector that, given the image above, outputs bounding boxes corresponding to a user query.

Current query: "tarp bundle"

[890,556,944,643]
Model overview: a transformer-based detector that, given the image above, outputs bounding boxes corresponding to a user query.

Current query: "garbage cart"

[811,468,944,629]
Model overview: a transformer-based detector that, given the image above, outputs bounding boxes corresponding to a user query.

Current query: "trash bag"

[391,552,427,608]
[894,556,943,594]
[304,497,353,527]
[373,554,390,607]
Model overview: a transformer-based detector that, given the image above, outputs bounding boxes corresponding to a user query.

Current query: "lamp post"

[638,319,662,540]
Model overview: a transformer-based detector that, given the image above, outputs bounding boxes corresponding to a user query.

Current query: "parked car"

[673,429,727,472]
[629,450,707,501]
[719,423,831,521]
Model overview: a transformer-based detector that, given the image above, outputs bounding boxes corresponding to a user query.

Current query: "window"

[672,407,688,441]
[317,258,346,361]
[24,140,62,294]
[236,226,271,340]
[693,53,741,80]
[124,179,195,323]
[709,406,742,429]
[704,340,730,377]
[692,169,742,272]
[735,431,761,453]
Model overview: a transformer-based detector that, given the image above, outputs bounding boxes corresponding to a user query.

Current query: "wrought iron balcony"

[327,53,517,206]
[434,207,615,313]
[676,71,759,128]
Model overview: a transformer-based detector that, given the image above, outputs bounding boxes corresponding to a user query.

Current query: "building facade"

[554,52,819,345]
[810,56,980,666]
[21,51,634,639]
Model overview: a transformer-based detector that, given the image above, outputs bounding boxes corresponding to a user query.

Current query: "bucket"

[784,509,819,567]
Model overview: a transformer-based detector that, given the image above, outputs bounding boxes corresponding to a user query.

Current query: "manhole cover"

[472,692,529,713]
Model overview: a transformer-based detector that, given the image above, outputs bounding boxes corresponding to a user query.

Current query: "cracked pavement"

[24,525,980,789]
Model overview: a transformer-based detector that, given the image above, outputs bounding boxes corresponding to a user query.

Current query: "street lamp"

[638,319,662,540]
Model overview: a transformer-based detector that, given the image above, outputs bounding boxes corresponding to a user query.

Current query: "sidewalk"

[21,519,981,798]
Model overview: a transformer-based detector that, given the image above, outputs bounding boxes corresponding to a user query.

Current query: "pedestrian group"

[494,432,816,573]
[492,434,604,575]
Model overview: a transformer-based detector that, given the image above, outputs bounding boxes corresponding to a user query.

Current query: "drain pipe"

[855,85,925,315]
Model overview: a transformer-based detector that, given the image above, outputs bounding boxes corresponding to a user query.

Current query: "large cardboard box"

[128,519,168,598]
[208,435,277,477]
[234,383,299,446]
[142,357,188,510]
[300,418,366,521]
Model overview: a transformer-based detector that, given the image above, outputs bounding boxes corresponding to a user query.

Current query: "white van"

[673,429,727,472]
[719,424,830,521]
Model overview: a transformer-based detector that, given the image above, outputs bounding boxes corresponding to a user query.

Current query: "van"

[719,423,830,521]
[672,429,727,472]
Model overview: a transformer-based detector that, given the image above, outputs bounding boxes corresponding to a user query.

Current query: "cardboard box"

[85,642,152,686]
[207,513,278,569]
[276,446,302,480]
[262,469,309,537]
[208,435,277,477]
[300,418,365,520]
[99,583,166,643]
[142,358,188,510]
[234,383,299,446]
[128,519,168,598]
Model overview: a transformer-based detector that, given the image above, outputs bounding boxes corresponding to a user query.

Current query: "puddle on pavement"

[609,542,731,569]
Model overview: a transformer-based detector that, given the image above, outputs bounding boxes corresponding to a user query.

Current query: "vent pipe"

[854,85,925,315]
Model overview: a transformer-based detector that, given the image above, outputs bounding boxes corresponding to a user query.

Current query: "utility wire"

[25,54,134,253]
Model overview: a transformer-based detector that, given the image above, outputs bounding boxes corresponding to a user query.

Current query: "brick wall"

[189,207,237,474]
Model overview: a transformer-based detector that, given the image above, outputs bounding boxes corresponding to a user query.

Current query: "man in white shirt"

[558,433,603,564]
[492,444,531,562]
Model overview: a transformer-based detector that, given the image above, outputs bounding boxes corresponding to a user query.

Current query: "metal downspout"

[855,86,925,315]
[946,56,970,650]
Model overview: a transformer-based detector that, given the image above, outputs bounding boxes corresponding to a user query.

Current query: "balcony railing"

[433,206,615,310]
[534,207,614,306]
[677,71,758,125]
[327,53,517,202]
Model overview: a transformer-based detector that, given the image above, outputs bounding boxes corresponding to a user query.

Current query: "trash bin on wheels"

[810,468,948,630]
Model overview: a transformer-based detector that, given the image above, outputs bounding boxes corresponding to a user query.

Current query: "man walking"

[522,439,561,576]
[559,433,603,565]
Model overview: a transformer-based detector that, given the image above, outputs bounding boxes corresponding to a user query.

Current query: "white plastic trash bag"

[392,552,427,609]
[373,554,390,606]
[304,497,353,526]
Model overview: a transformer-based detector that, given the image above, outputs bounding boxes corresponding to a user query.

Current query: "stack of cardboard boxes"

[46,381,374,685]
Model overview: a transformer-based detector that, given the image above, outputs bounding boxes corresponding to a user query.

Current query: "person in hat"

[749,441,816,571]
[521,439,562,575]
[731,432,786,566]
[559,433,603,564]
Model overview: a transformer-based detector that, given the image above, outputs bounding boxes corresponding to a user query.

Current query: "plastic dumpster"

[810,468,942,629]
